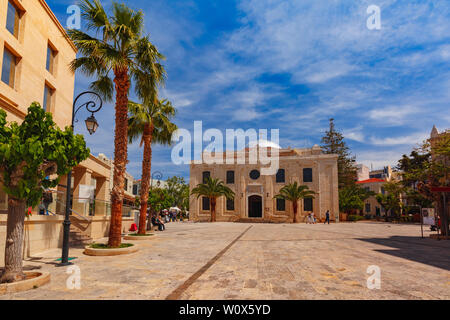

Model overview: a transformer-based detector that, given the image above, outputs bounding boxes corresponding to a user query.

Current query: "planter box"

[0,272,50,295]
[84,244,139,256]
[123,234,156,241]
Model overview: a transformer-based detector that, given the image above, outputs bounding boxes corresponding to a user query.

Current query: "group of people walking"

[306,210,331,224]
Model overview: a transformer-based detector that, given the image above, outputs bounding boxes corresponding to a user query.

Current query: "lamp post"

[150,171,163,191]
[60,91,103,266]
[146,172,163,230]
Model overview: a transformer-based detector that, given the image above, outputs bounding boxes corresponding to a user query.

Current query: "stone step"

[238,218,274,224]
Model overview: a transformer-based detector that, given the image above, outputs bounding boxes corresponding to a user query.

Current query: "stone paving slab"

[0,222,449,300]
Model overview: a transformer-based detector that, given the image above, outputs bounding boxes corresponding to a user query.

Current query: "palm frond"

[191,177,235,200]
[89,75,114,102]
[79,0,111,33]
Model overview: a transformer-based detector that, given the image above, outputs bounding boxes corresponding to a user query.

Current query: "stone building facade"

[0,1,135,265]
[190,144,339,223]
[0,0,113,216]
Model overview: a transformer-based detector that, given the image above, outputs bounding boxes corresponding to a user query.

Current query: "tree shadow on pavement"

[357,236,450,271]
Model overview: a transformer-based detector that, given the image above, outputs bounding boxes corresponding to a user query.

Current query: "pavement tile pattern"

[1,222,449,300]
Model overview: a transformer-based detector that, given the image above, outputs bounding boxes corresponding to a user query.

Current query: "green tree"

[166,176,189,210]
[68,0,165,247]
[274,182,316,223]
[128,99,177,235]
[339,185,375,214]
[321,118,357,189]
[397,150,434,209]
[0,104,89,283]
[148,187,173,215]
[191,178,235,222]
[375,181,404,219]
[397,134,450,234]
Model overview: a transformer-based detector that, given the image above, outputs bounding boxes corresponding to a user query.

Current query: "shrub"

[348,215,365,222]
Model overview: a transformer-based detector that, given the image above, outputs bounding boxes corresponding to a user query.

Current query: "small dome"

[248,139,282,149]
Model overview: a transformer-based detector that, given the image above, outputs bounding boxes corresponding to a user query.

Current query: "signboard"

[422,208,436,225]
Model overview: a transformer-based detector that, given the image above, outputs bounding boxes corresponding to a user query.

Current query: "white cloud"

[369,132,428,146]
[343,126,365,143]
[368,105,420,125]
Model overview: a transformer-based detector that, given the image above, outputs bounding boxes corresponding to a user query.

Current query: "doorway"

[248,195,263,218]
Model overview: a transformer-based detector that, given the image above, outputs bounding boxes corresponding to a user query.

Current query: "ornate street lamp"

[85,115,99,135]
[60,91,103,266]
[151,171,163,190]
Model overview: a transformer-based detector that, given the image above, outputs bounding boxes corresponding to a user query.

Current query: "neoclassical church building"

[189,142,339,223]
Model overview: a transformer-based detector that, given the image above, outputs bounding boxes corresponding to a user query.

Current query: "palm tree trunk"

[211,198,217,222]
[138,124,154,235]
[293,201,298,223]
[109,67,130,248]
[1,197,26,283]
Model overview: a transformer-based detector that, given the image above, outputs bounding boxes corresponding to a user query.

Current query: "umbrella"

[170,207,181,212]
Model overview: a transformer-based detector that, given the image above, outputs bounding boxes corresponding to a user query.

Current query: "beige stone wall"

[0,215,136,266]
[190,147,339,223]
[0,215,64,266]
[0,0,77,128]
[75,216,135,240]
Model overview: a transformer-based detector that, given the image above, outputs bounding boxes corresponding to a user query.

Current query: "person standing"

[325,210,331,224]
[39,189,53,215]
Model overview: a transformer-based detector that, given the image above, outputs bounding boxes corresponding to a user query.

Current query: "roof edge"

[39,0,78,53]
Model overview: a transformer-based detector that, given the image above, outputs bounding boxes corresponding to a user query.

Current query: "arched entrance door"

[248,195,263,218]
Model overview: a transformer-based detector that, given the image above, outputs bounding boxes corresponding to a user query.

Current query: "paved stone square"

[1,222,449,300]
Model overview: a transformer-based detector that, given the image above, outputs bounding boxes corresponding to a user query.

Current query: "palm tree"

[274,182,316,223]
[68,0,165,247]
[191,178,235,222]
[128,99,177,235]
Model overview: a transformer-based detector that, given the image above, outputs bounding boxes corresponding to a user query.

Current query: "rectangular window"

[202,197,210,211]
[365,203,371,213]
[304,198,313,212]
[276,198,286,212]
[276,169,285,183]
[202,171,211,184]
[226,171,235,184]
[43,84,54,111]
[124,178,128,191]
[6,1,20,38]
[46,45,56,74]
[226,198,235,211]
[303,168,313,183]
[1,47,16,87]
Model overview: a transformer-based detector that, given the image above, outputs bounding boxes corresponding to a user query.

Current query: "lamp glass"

[85,115,99,135]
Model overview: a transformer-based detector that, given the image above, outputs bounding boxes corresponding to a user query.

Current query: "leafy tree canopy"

[148,187,173,214]
[0,103,90,206]
[339,185,375,214]
[166,176,190,211]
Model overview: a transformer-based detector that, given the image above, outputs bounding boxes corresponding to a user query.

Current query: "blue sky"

[47,0,450,181]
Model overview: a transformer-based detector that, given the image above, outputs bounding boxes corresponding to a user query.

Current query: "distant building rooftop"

[356,178,386,184]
